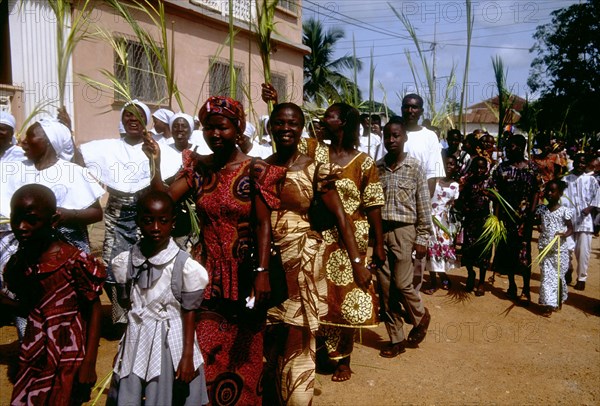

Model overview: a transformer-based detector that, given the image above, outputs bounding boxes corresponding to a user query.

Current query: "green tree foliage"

[303,18,362,107]
[528,0,600,137]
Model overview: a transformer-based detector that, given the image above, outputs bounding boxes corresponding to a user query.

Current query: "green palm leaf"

[533,235,560,266]
[475,214,507,257]
[432,215,454,239]
[487,188,519,223]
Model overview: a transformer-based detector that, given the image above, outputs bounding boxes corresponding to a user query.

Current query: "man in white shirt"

[401,94,446,293]
[564,153,600,291]
[401,94,445,195]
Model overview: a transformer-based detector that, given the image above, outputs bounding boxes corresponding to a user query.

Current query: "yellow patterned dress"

[265,161,339,404]
[300,139,385,358]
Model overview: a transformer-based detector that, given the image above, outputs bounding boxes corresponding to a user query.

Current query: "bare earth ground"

[1,222,598,405]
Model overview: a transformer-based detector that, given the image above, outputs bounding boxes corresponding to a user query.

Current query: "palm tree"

[303,18,362,107]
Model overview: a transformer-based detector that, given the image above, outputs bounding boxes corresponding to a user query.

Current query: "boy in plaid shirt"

[375,117,432,358]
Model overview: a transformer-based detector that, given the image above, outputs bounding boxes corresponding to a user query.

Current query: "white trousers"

[571,232,592,282]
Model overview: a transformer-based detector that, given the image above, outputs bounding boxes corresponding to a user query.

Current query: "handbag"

[172,197,194,237]
[308,162,337,232]
[172,146,202,238]
[244,158,288,308]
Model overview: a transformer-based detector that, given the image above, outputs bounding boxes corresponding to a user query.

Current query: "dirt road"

[1,228,598,405]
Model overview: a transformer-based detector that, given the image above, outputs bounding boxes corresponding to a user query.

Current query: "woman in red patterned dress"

[144,96,285,405]
[3,184,105,405]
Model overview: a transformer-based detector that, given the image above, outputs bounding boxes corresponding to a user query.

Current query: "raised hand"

[261,83,278,105]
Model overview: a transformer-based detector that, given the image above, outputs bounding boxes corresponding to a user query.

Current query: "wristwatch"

[351,257,361,264]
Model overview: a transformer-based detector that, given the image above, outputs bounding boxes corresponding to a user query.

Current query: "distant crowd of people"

[0,83,598,406]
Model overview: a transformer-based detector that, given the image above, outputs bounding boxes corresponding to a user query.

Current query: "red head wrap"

[198,96,246,133]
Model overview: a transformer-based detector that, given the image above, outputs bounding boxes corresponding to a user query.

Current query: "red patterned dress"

[4,242,106,405]
[178,150,285,406]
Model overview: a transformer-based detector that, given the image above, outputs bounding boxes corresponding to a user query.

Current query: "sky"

[302,0,580,116]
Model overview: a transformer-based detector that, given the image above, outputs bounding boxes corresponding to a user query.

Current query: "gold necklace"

[285,153,301,169]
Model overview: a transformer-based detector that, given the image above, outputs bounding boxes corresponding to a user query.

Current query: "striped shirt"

[376,155,432,246]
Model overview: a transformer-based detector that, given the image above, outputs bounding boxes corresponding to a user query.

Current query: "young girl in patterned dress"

[456,156,492,296]
[108,191,209,405]
[424,155,460,294]
[2,184,105,405]
[536,180,573,317]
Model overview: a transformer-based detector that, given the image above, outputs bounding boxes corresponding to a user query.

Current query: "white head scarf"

[169,112,194,134]
[0,111,16,129]
[244,122,256,139]
[37,118,74,161]
[153,108,174,124]
[121,99,152,126]
[261,115,270,135]
[0,111,17,145]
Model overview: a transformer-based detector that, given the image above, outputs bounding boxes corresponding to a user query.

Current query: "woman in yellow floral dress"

[312,103,385,382]
[263,101,373,403]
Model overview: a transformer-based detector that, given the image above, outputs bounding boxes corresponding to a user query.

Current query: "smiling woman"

[259,95,380,403]
[169,113,194,153]
[143,95,286,405]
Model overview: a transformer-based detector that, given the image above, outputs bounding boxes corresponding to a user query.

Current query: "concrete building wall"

[71,0,306,144]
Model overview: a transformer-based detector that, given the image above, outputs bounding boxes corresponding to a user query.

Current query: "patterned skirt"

[102,192,139,282]
[197,304,264,406]
[103,192,139,323]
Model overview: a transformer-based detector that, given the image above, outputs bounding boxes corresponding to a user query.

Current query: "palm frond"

[458,0,474,134]
[487,188,519,223]
[79,29,145,126]
[255,0,279,112]
[377,81,390,121]
[432,216,454,239]
[185,199,201,237]
[533,235,560,266]
[103,0,183,110]
[389,4,435,117]
[432,64,457,127]
[476,214,507,257]
[90,370,113,405]
[352,34,359,106]
[48,0,95,108]
[16,99,55,140]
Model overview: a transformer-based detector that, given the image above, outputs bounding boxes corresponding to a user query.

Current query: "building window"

[278,0,297,13]
[271,73,287,102]
[209,61,244,103]
[114,37,167,104]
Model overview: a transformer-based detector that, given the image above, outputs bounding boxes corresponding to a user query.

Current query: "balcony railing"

[190,0,256,23]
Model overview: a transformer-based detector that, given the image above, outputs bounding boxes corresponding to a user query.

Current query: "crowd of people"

[0,83,598,405]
